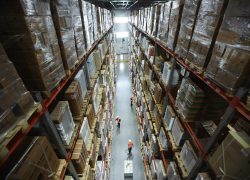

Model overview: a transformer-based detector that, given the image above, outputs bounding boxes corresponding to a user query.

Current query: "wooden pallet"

[175,152,188,179]
[184,59,204,75]
[0,103,42,159]
[55,159,67,179]
[167,131,181,152]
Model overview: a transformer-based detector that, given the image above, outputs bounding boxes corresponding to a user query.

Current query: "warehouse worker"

[130,96,133,106]
[116,116,121,128]
[128,139,134,155]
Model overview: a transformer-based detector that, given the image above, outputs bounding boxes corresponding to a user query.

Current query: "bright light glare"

[120,54,123,60]
[114,17,128,23]
[115,32,129,38]
[119,63,124,71]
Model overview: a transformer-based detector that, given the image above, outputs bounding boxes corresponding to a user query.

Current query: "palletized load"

[0,0,65,93]
[50,0,78,71]
[51,101,75,146]
[0,44,36,142]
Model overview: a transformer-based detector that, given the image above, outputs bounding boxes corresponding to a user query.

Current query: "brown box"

[65,81,83,117]
[8,136,59,179]
[86,104,95,129]
[209,130,250,179]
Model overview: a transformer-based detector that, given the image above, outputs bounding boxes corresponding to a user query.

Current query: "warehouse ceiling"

[86,0,168,10]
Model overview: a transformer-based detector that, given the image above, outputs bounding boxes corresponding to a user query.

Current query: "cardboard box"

[65,81,83,117]
[8,136,59,179]
[208,130,250,179]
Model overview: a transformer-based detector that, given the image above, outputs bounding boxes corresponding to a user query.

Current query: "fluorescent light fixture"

[114,17,128,23]
[115,31,129,38]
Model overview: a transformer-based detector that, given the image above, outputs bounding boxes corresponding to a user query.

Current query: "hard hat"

[128,139,132,142]
[116,116,119,119]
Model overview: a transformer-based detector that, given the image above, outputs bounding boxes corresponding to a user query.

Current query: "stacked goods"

[186,0,224,69]
[0,0,65,92]
[166,0,185,51]
[163,105,176,130]
[91,4,99,40]
[158,127,169,149]
[180,140,198,174]
[79,117,91,148]
[74,69,88,99]
[72,0,86,59]
[65,81,83,117]
[86,104,95,129]
[153,83,162,103]
[176,78,205,121]
[50,0,78,71]
[92,49,102,71]
[167,161,181,180]
[157,2,172,45]
[7,136,59,179]
[162,61,179,86]
[86,53,97,79]
[172,118,186,146]
[71,139,88,174]
[208,130,250,179]
[85,2,94,47]
[206,0,250,93]
[152,5,161,37]
[151,159,167,179]
[0,45,36,141]
[176,0,201,57]
[51,101,75,146]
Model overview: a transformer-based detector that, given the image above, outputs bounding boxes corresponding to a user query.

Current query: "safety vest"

[128,142,133,148]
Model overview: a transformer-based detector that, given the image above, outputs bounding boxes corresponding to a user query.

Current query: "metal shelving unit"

[129,22,250,179]
[0,26,113,179]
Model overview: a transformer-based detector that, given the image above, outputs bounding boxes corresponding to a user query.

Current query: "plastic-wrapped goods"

[7,136,59,179]
[206,44,250,94]
[0,0,65,92]
[72,0,86,58]
[176,0,201,57]
[205,0,250,93]
[86,104,95,129]
[176,78,205,121]
[92,4,99,41]
[162,61,179,87]
[166,0,185,51]
[159,127,169,149]
[80,1,91,50]
[152,5,161,37]
[0,45,36,141]
[79,117,91,146]
[51,101,75,146]
[151,159,167,179]
[209,130,250,179]
[157,2,172,45]
[180,140,198,174]
[93,49,102,71]
[65,81,83,117]
[163,105,176,130]
[186,0,224,69]
[167,161,181,180]
[195,172,211,180]
[172,118,186,146]
[74,69,88,99]
[86,53,96,79]
[50,0,78,71]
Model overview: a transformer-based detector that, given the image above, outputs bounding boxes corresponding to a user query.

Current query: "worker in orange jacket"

[128,139,133,155]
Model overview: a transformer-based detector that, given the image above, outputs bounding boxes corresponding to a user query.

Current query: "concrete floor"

[110,62,145,180]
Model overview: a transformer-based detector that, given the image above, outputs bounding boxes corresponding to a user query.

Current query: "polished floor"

[110,61,145,180]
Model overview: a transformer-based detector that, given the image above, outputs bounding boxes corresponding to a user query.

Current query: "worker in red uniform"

[116,116,121,128]
[128,139,133,155]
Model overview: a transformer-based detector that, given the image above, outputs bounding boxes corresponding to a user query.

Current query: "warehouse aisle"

[110,61,145,180]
